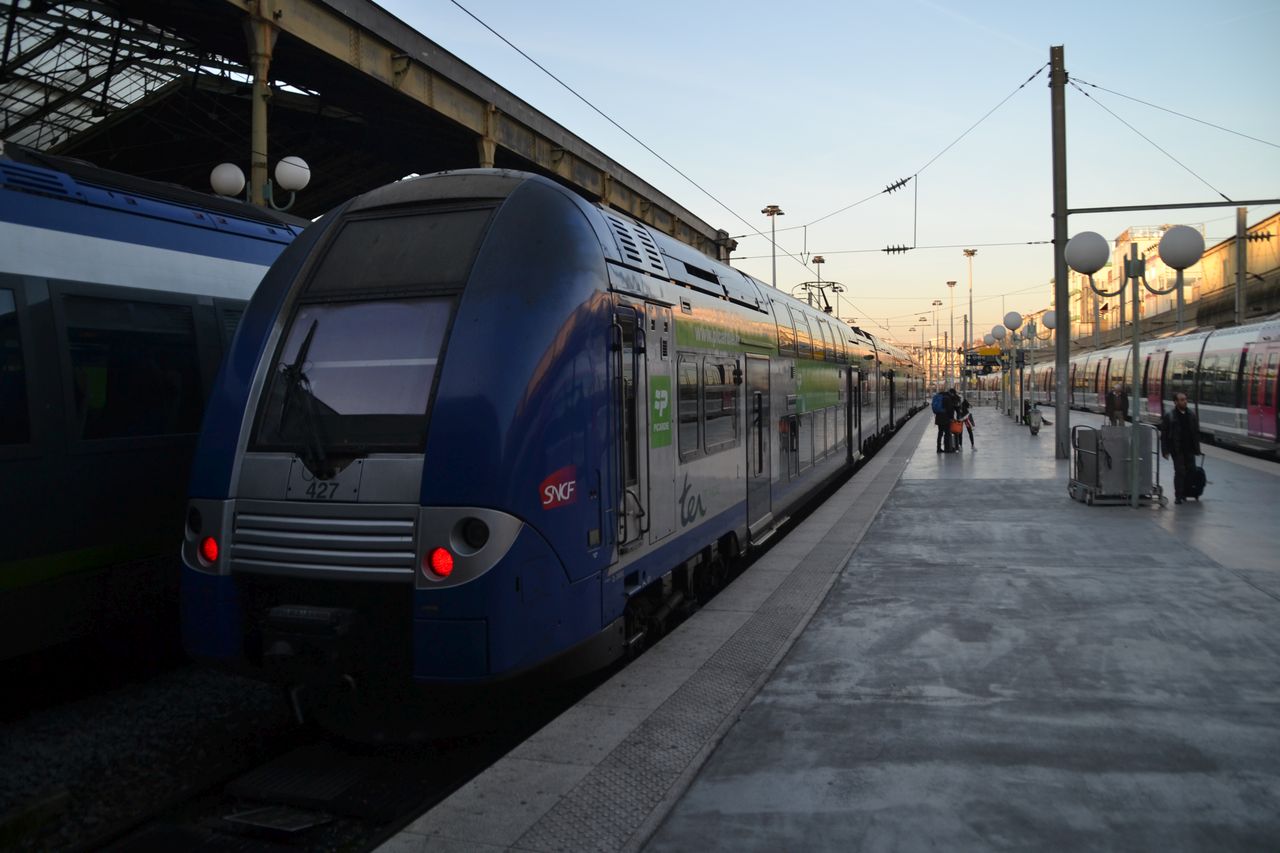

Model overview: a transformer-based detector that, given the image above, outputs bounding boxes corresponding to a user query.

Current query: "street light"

[964,249,976,390]
[762,205,785,289]
[1066,226,1204,508]
[1021,311,1055,415]
[947,280,957,387]
[931,299,944,387]
[1003,311,1023,418]
[212,156,311,211]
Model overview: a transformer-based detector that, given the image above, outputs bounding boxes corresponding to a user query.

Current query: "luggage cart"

[1068,424,1165,506]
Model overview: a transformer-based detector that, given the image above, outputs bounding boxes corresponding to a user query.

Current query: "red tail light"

[426,547,454,578]
[200,536,219,564]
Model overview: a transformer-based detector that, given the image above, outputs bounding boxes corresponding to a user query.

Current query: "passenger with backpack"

[932,388,950,453]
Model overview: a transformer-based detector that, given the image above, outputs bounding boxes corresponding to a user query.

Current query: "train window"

[306,207,493,295]
[826,322,840,362]
[64,296,203,439]
[1200,355,1220,405]
[254,297,453,453]
[812,321,829,361]
[775,305,796,356]
[1170,356,1197,402]
[703,358,740,453]
[789,307,813,360]
[0,289,29,445]
[677,355,700,460]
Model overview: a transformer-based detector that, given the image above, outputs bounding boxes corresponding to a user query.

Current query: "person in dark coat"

[1105,383,1128,426]
[1160,391,1201,504]
[933,388,949,453]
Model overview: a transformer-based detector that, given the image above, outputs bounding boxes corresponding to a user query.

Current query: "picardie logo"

[540,465,578,510]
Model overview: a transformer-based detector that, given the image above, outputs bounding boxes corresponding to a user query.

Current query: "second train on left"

[180,170,921,716]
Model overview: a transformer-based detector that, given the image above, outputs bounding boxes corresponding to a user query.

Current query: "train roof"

[0,142,309,233]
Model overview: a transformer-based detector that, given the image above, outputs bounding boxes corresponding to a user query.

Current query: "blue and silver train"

[180,170,921,704]
[0,144,303,660]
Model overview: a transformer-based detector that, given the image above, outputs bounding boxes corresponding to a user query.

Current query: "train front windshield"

[252,206,491,457]
[254,298,451,454]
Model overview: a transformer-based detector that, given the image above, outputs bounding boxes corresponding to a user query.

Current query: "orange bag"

[949,421,963,434]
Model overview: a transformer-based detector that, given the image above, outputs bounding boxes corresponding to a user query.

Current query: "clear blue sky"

[380,0,1280,346]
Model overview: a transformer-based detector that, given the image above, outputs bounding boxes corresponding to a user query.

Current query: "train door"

[851,367,864,453]
[645,304,674,544]
[613,304,647,551]
[745,355,771,533]
[887,371,897,426]
[1094,358,1108,409]
[1146,352,1168,416]
[1247,345,1280,441]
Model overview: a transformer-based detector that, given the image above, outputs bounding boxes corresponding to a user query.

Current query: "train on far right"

[1015,315,1280,456]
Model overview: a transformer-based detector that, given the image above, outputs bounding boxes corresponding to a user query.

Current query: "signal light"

[200,536,219,564]
[426,547,454,578]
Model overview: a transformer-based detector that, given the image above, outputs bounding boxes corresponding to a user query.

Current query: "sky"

[379,0,1280,348]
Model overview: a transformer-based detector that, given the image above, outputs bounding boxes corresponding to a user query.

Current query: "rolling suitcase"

[1187,455,1206,500]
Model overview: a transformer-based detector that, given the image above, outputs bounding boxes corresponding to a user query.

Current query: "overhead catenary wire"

[446,6,1057,338]
[446,0,774,247]
[1072,77,1280,151]
[798,62,1049,231]
[1068,79,1233,204]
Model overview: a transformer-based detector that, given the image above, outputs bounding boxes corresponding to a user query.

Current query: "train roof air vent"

[605,212,667,277]
[0,161,76,199]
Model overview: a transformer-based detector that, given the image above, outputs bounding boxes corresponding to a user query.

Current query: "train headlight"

[187,507,203,536]
[425,547,454,578]
[200,536,219,565]
[460,518,490,550]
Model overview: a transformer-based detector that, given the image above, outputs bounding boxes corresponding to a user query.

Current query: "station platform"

[378,404,1280,853]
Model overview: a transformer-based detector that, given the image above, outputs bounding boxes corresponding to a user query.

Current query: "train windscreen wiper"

[278,319,334,479]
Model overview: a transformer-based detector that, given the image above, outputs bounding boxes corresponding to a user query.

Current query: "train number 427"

[305,481,341,500]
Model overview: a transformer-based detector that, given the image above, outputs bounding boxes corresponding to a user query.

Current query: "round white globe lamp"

[1159,225,1204,270]
[210,163,245,197]
[275,156,311,192]
[1065,231,1110,275]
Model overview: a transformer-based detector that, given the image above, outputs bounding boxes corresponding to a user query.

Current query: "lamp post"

[212,156,311,211]
[947,280,957,387]
[1024,311,1055,413]
[1004,312,1023,418]
[917,316,930,385]
[931,299,944,387]
[964,249,976,390]
[1066,226,1204,507]
[762,205,784,289]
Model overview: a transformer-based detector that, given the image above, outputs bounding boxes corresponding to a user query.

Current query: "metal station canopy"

[1,0,732,256]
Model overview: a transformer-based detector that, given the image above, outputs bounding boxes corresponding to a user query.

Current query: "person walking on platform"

[932,388,949,453]
[1105,383,1127,426]
[1160,392,1201,504]
[957,397,976,450]
[943,389,961,452]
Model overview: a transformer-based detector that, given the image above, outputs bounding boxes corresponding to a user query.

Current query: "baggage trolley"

[1068,424,1165,506]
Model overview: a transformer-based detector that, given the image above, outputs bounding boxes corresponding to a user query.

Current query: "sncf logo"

[540,466,578,510]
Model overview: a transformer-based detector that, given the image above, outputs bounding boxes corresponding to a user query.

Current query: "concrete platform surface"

[645,404,1280,852]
